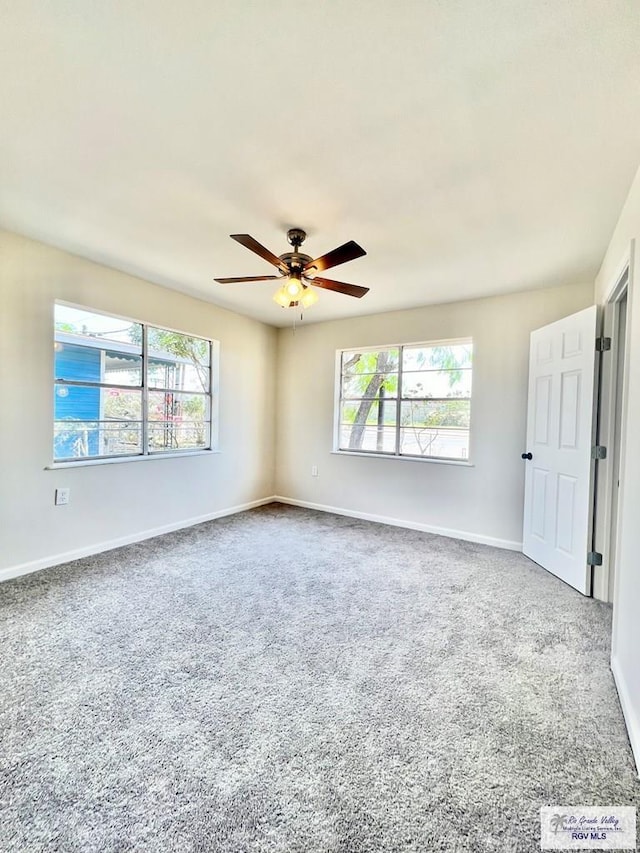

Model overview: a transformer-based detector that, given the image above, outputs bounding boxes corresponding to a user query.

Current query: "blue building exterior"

[54,343,101,458]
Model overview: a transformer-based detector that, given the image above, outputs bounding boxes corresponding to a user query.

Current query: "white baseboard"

[0,496,276,584]
[1,494,523,584]
[611,654,640,778]
[273,495,523,551]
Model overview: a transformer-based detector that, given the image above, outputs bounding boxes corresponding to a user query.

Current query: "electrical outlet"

[311,465,318,477]
[55,488,70,506]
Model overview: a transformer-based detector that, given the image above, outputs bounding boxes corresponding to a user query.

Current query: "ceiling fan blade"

[304,240,366,274]
[309,276,369,298]
[214,275,281,283]
[230,234,287,271]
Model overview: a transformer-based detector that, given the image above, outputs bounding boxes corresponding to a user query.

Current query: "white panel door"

[522,306,598,595]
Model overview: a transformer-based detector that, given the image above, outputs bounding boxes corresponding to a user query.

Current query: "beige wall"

[275,281,593,548]
[0,230,277,576]
[594,163,640,770]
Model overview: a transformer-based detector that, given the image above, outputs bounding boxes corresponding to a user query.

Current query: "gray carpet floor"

[1,503,638,852]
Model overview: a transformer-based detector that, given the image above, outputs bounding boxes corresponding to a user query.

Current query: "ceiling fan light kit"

[272,281,319,310]
[214,228,369,316]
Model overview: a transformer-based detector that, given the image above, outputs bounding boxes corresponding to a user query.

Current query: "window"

[336,340,472,461]
[54,304,215,462]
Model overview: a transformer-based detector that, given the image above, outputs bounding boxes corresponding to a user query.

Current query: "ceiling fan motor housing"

[279,251,313,272]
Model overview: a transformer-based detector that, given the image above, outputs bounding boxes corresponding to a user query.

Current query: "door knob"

[521,452,533,460]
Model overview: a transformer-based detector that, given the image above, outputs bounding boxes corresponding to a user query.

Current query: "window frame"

[53,301,219,464]
[334,337,473,464]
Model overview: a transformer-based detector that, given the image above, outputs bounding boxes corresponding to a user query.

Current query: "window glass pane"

[401,399,471,429]
[402,343,472,371]
[55,305,142,350]
[54,385,142,419]
[402,368,472,398]
[103,352,143,386]
[53,385,142,462]
[54,341,142,386]
[54,421,143,460]
[148,327,210,367]
[102,389,142,420]
[339,424,396,454]
[148,358,210,393]
[342,349,399,375]
[148,391,210,420]
[340,400,397,427]
[400,427,470,460]
[341,372,398,400]
[148,421,211,452]
[148,392,210,452]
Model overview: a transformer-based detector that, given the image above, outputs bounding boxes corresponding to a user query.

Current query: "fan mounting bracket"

[286,228,307,249]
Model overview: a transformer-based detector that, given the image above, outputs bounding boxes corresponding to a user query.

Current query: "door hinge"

[596,336,611,352]
[587,551,603,566]
[592,445,607,460]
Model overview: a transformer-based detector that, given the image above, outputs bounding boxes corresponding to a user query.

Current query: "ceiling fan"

[214,228,369,309]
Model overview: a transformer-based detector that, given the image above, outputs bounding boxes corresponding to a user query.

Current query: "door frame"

[593,244,633,604]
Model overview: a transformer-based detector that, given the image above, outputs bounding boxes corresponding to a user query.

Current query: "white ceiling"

[2,2,640,327]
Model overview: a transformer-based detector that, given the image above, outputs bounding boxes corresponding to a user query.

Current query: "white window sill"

[331,450,474,467]
[45,449,220,470]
